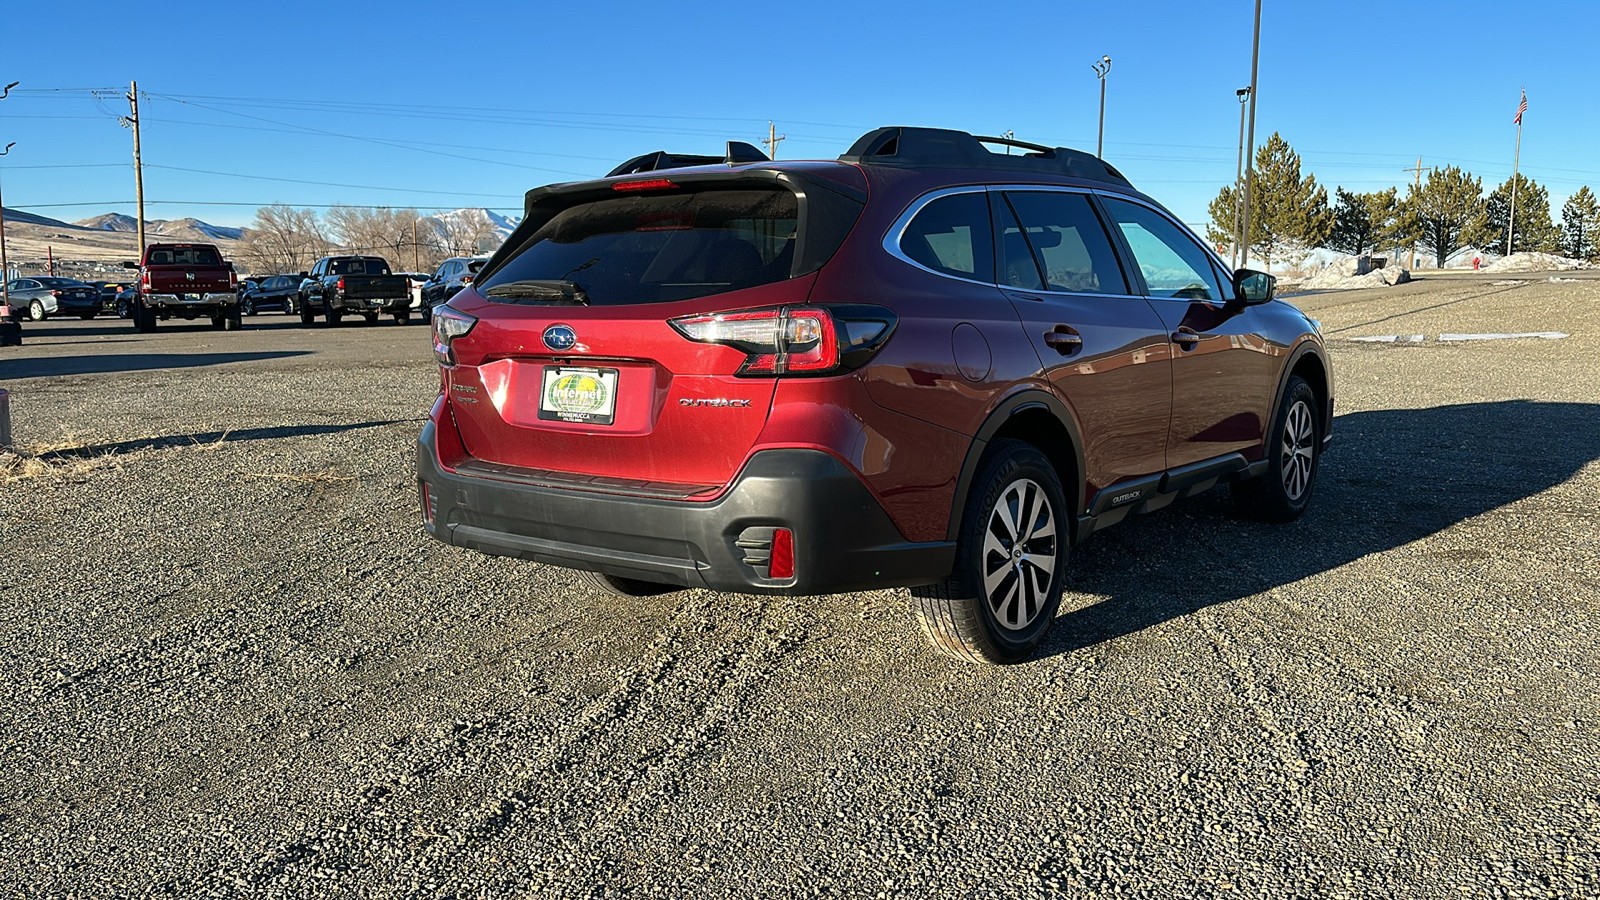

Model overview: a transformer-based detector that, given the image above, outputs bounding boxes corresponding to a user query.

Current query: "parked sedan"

[240,274,303,315]
[4,277,103,320]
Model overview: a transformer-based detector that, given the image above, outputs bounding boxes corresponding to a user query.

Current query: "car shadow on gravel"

[30,419,421,459]
[1,350,311,379]
[1040,400,1600,659]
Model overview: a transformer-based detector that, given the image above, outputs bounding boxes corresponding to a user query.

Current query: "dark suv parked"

[417,126,1333,663]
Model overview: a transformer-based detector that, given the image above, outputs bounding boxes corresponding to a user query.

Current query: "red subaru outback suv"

[419,127,1332,664]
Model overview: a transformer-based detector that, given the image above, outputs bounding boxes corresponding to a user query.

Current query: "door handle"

[1171,327,1200,349]
[1043,325,1083,355]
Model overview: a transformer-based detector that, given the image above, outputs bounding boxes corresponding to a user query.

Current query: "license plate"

[538,366,618,425]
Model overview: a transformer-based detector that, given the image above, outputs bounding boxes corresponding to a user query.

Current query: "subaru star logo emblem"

[543,324,577,351]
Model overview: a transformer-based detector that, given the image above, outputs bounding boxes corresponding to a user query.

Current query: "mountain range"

[74,213,246,242]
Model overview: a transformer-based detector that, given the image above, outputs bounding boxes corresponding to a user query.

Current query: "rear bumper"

[144,292,237,309]
[337,296,409,312]
[416,422,954,595]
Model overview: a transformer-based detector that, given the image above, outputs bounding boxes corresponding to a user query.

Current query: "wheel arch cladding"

[1288,348,1332,439]
[945,392,1085,543]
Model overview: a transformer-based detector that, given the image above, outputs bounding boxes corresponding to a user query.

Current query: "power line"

[144,164,522,198]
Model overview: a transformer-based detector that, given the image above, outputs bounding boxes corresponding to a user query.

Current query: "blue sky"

[1,0,1594,229]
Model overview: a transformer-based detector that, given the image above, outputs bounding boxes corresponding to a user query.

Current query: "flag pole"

[1507,91,1523,257]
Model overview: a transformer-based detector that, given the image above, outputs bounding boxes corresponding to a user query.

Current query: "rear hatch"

[440,168,866,492]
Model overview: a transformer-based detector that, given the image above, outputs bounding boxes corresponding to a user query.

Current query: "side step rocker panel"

[1073,453,1268,543]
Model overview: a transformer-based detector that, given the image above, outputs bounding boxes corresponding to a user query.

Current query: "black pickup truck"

[297,255,412,326]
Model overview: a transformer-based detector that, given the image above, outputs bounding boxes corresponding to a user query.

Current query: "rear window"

[329,258,391,276]
[148,247,222,266]
[478,189,800,305]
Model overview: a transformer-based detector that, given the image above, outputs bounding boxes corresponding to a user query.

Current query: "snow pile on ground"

[1483,252,1591,273]
[1301,255,1412,290]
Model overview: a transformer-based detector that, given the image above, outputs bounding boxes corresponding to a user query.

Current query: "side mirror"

[299,271,310,279]
[1234,268,1276,304]
[121,260,139,269]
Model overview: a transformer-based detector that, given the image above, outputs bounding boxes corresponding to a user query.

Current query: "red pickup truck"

[122,242,240,333]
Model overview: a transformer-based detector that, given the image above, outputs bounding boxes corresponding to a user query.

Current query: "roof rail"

[838,126,1132,187]
[606,140,771,177]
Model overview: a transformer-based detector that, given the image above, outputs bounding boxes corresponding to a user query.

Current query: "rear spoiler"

[605,141,770,177]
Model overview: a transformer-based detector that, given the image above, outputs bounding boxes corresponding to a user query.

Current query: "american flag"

[1514,91,1528,125]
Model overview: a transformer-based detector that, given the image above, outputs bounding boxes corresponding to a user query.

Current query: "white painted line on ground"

[1349,335,1425,343]
[1437,332,1569,341]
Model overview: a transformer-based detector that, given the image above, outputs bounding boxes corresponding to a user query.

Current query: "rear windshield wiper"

[481,279,589,304]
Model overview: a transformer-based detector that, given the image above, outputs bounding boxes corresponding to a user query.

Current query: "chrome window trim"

[884,184,1149,301]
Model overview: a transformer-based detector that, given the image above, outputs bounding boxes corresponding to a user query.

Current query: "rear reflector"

[770,528,794,580]
[419,482,435,526]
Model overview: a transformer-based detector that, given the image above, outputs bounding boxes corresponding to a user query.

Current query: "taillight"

[432,305,477,366]
[669,305,896,377]
[229,270,238,289]
[336,277,345,292]
[50,290,62,297]
[461,275,473,285]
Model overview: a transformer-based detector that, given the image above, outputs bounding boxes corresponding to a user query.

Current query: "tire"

[117,298,131,319]
[134,301,156,334]
[298,299,315,326]
[30,300,46,321]
[1232,375,1320,523]
[394,311,411,325]
[284,297,297,315]
[222,308,243,331]
[325,303,344,327]
[911,439,1068,665]
[241,299,256,316]
[577,570,680,598]
[362,312,378,325]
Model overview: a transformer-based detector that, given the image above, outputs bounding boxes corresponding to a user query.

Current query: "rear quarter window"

[898,191,994,280]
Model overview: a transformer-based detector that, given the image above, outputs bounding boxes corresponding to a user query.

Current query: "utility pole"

[762,122,786,160]
[1093,56,1112,158]
[1241,0,1262,270]
[412,218,419,271]
[1408,157,1422,269]
[1233,86,1251,270]
[124,80,146,257]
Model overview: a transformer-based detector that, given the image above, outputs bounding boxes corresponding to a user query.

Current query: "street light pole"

[1241,0,1262,270]
[0,142,13,318]
[1233,87,1251,270]
[1092,56,1112,158]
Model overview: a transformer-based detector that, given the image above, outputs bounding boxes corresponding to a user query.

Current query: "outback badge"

[543,324,577,351]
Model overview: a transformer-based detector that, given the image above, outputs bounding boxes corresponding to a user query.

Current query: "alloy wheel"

[1281,399,1314,500]
[980,478,1058,631]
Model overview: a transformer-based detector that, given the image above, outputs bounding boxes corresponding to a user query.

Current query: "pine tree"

[1480,174,1560,253]
[1408,166,1484,268]
[1326,187,1399,256]
[1204,133,1332,270]
[1560,186,1600,261]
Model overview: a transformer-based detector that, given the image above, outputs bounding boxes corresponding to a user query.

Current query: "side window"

[1003,191,1128,294]
[995,199,1044,290]
[1101,198,1227,302]
[900,191,994,280]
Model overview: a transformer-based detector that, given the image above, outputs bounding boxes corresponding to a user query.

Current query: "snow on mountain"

[72,213,242,242]
[425,208,520,242]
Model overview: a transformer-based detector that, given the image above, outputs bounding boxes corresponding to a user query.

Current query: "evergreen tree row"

[1205,133,1600,268]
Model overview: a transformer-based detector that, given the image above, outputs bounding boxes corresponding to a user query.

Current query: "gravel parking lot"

[2,274,1597,898]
